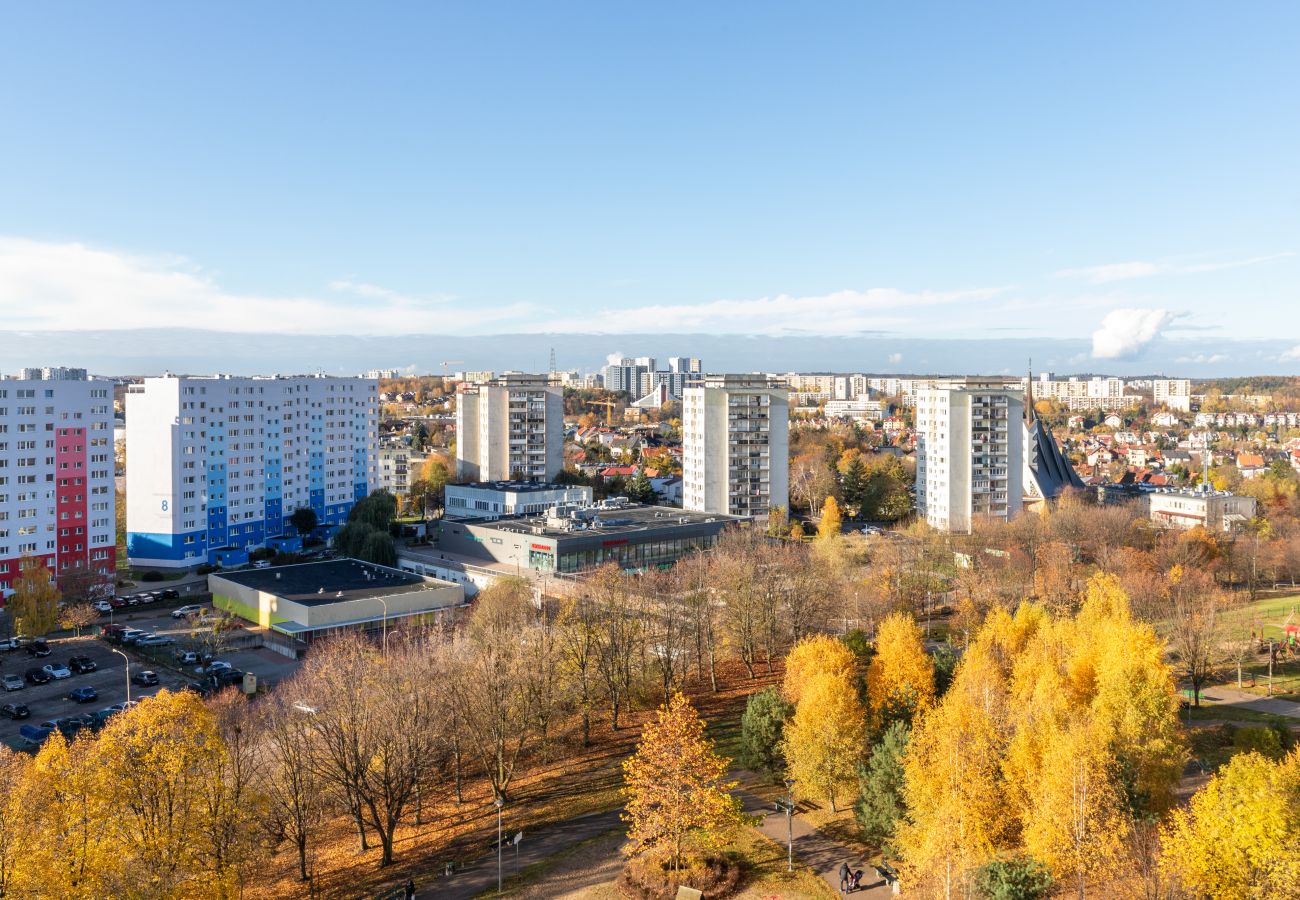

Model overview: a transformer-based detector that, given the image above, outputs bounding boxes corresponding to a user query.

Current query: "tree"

[782,633,857,705]
[8,556,60,637]
[1162,564,1227,706]
[817,496,843,541]
[622,692,744,874]
[782,669,866,812]
[259,695,325,881]
[972,856,1054,900]
[626,469,657,503]
[420,458,450,511]
[866,612,936,729]
[349,490,397,531]
[855,721,909,852]
[1161,749,1300,898]
[57,602,100,637]
[841,455,868,516]
[789,520,806,541]
[289,507,318,536]
[738,688,793,780]
[766,506,790,538]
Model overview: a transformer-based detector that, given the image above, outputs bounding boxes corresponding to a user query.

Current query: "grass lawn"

[1187,705,1297,728]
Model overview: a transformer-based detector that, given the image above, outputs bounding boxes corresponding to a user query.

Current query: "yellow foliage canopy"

[782,633,857,705]
[782,669,865,813]
[866,612,935,723]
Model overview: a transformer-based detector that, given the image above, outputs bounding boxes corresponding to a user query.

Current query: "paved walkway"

[1200,685,1300,719]
[414,808,623,899]
[735,780,894,898]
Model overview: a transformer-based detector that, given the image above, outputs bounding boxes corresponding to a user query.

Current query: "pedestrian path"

[734,775,895,898]
[1201,685,1300,720]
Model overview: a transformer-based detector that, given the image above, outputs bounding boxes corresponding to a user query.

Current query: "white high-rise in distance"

[455,374,563,482]
[916,378,1025,532]
[682,375,789,518]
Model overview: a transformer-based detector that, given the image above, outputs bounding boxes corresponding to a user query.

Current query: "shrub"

[619,854,742,900]
[1233,725,1284,759]
[973,855,1053,900]
[139,570,164,582]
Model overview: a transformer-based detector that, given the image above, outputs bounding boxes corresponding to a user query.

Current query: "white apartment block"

[1153,378,1193,412]
[916,379,1025,533]
[0,368,115,596]
[377,443,417,495]
[126,374,379,569]
[683,375,789,518]
[455,374,563,482]
[1022,373,1136,411]
[445,481,593,519]
[824,396,884,422]
[833,375,871,400]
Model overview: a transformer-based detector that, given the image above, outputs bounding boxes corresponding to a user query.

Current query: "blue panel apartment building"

[126,374,378,569]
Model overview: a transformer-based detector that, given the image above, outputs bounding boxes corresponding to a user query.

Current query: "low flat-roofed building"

[1148,487,1257,533]
[445,481,594,519]
[437,499,740,575]
[209,558,464,643]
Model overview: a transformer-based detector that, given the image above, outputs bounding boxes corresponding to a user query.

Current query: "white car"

[252,560,272,569]
[172,605,206,619]
[93,600,113,613]
[42,663,72,680]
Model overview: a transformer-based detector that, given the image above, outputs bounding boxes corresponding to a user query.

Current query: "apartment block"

[455,374,563,482]
[126,374,379,569]
[916,379,1025,532]
[682,375,789,518]
[0,368,115,595]
[1153,378,1193,412]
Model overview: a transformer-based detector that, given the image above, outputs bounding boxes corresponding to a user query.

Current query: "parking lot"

[0,589,304,748]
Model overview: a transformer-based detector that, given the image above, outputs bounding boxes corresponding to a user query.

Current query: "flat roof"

[462,504,739,539]
[453,481,588,494]
[212,559,430,606]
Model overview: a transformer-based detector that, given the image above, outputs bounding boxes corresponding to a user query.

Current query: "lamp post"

[111,646,131,705]
[494,795,505,894]
[379,596,389,657]
[774,778,796,872]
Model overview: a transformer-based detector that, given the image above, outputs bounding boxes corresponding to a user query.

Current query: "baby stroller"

[849,869,864,892]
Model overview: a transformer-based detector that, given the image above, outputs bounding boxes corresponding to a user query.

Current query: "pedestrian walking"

[839,861,851,893]
[404,877,415,899]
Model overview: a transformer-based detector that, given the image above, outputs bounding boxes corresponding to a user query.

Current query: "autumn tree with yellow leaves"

[782,633,857,705]
[622,692,744,874]
[783,669,866,812]
[866,612,935,729]
[8,555,60,637]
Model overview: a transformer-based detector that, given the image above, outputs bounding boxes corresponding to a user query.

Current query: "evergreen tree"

[627,470,657,503]
[737,688,793,779]
[841,455,868,517]
[855,720,910,852]
[973,856,1054,900]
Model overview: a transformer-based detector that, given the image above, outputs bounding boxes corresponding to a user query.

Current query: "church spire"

[1025,358,1036,423]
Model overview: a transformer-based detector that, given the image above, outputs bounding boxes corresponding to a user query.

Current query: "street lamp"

[379,596,389,657]
[494,794,505,894]
[110,646,131,705]
[774,778,797,872]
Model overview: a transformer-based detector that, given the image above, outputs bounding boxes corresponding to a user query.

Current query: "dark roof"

[1025,420,1086,498]
[213,559,428,607]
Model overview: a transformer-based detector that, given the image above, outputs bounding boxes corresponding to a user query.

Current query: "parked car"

[86,708,118,729]
[172,604,206,619]
[40,717,85,738]
[211,669,246,688]
[25,668,52,685]
[131,670,160,687]
[0,703,30,719]
[42,663,72,680]
[19,723,52,745]
[93,599,113,613]
[252,559,272,569]
[25,640,51,658]
[118,629,148,644]
[182,682,214,698]
[157,588,181,600]
[174,650,200,665]
[2,673,25,691]
[111,699,140,713]
[136,635,175,647]
[0,637,22,652]
[67,687,98,703]
[110,596,130,609]
[68,655,98,674]
[203,661,232,676]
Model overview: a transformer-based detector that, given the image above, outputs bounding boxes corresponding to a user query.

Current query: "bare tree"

[557,591,601,746]
[259,694,325,882]
[589,564,642,729]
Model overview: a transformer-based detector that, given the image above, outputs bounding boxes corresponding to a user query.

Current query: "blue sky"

[1,3,1297,373]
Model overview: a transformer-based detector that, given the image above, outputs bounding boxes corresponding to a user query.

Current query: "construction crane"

[440,360,464,378]
[586,399,617,424]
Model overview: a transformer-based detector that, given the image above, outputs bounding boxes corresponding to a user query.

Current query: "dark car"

[0,703,30,720]
[131,670,160,687]
[25,640,51,658]
[25,667,52,685]
[211,669,245,689]
[109,596,129,609]
[67,686,98,703]
[157,588,180,600]
[182,681,214,698]
[68,655,97,674]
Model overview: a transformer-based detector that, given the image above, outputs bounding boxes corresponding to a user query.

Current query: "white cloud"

[887,352,903,365]
[1057,252,1292,284]
[1282,345,1300,361]
[1091,308,1178,360]
[538,287,1005,336]
[1175,353,1228,364]
[0,237,523,335]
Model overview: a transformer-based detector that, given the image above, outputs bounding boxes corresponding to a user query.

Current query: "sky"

[1,3,1298,375]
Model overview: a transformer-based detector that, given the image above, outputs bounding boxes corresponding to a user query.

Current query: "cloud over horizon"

[1057,252,1293,284]
[1091,308,1179,359]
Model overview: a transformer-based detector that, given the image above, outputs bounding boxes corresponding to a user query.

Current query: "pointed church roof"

[1023,359,1085,498]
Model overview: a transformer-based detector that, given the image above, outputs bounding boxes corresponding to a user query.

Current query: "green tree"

[361,530,397,567]
[411,422,429,452]
[841,455,868,516]
[626,470,656,504]
[8,556,60,637]
[738,688,793,780]
[855,720,910,852]
[973,856,1054,900]
[289,507,318,536]
[349,490,397,531]
[765,506,790,538]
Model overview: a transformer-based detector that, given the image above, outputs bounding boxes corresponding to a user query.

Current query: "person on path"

[839,862,851,893]
[404,877,416,899]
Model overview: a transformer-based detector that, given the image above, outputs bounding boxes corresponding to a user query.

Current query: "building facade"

[916,378,1025,532]
[1153,378,1193,412]
[682,375,789,518]
[445,481,593,519]
[0,368,115,595]
[126,374,379,569]
[1148,487,1257,533]
[455,374,563,482]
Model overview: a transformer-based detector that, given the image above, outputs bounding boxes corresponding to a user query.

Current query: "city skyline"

[2,3,1298,374]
